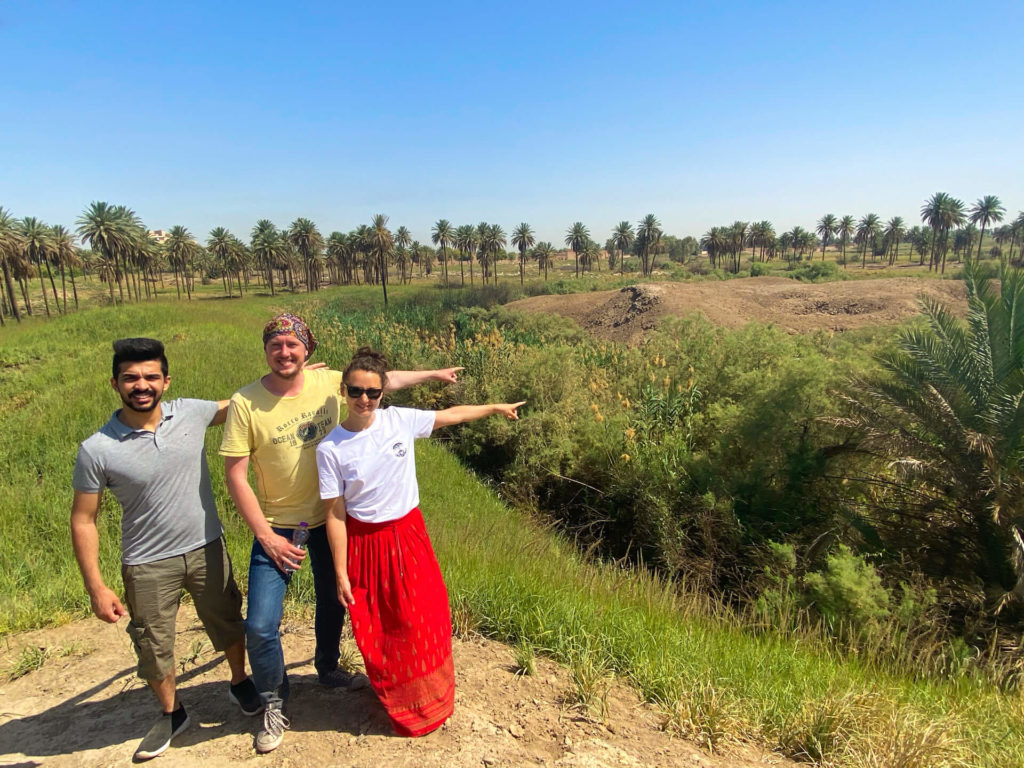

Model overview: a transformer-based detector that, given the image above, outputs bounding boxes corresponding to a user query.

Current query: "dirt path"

[507,277,967,343]
[0,606,791,767]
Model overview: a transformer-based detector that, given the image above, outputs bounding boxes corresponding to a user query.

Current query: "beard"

[120,388,163,413]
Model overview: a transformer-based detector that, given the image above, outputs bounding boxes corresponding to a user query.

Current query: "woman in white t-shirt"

[316,347,523,737]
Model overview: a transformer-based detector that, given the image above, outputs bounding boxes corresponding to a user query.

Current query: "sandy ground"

[0,606,792,767]
[506,277,967,343]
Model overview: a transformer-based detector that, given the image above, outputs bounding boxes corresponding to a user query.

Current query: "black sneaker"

[228,677,264,716]
[318,668,370,690]
[134,705,189,761]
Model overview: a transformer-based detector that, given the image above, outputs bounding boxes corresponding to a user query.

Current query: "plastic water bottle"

[284,522,310,574]
[293,521,310,548]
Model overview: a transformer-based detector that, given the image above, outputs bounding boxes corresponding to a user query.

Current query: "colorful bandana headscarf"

[262,313,317,358]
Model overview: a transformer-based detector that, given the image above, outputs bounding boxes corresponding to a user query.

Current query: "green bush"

[805,546,890,636]
[788,260,841,282]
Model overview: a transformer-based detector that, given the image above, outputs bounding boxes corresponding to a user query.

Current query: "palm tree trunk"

[21,276,33,315]
[44,259,61,313]
[111,253,125,304]
[2,259,21,322]
[58,262,68,312]
[976,224,988,263]
[36,259,51,317]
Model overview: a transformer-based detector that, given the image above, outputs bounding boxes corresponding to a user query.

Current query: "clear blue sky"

[2,0,1022,246]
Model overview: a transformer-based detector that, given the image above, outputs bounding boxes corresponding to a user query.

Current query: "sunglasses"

[345,385,383,400]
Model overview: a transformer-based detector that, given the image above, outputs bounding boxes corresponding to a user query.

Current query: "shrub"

[788,260,841,282]
[805,546,890,636]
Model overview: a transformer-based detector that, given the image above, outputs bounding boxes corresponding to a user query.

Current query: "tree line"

[701,195,1020,274]
[0,195,1020,322]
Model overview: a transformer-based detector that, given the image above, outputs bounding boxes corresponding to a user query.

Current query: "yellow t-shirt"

[219,368,345,528]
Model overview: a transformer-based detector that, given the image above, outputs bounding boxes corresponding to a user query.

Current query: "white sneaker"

[255,699,289,753]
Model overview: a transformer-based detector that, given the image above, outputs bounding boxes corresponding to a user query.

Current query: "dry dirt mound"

[0,606,791,767]
[507,277,967,343]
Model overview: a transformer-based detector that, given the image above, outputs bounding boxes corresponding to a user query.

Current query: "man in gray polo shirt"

[71,338,263,761]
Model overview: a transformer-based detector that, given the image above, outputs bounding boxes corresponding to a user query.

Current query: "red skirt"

[346,507,454,737]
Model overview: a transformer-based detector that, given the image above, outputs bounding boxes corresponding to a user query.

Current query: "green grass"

[2,288,1023,766]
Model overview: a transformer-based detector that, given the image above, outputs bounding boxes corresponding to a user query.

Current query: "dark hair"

[342,346,388,389]
[112,338,168,379]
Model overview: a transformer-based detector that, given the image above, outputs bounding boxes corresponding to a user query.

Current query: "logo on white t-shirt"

[391,441,407,457]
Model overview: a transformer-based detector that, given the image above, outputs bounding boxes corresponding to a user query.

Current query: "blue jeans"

[245,524,345,702]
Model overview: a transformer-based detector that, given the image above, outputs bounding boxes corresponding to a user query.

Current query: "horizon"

[2,0,1022,246]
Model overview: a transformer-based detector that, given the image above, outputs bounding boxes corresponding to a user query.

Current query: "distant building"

[148,229,170,244]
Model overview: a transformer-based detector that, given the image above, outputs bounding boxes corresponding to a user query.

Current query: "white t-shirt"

[316,406,436,523]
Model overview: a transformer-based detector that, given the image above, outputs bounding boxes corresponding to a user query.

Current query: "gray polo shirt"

[73,398,223,566]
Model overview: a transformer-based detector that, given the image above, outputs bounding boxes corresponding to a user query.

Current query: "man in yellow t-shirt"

[220,313,460,753]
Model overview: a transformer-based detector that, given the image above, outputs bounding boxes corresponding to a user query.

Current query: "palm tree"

[432,219,455,287]
[287,218,324,291]
[883,217,906,266]
[701,227,726,269]
[0,207,23,322]
[835,215,855,268]
[50,225,79,311]
[252,220,287,296]
[1007,213,1024,264]
[856,214,881,268]
[20,217,55,316]
[816,214,838,261]
[921,192,965,273]
[565,222,589,278]
[969,195,1006,264]
[207,227,240,297]
[367,214,394,306]
[533,241,555,280]
[454,225,478,286]
[112,205,147,302]
[636,214,663,277]
[834,262,1024,608]
[611,221,634,277]
[580,239,600,273]
[394,225,412,285]
[77,202,137,304]
[480,223,506,285]
[940,197,967,274]
[751,220,775,262]
[510,222,535,286]
[169,225,200,299]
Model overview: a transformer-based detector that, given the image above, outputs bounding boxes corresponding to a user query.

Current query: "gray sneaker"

[255,699,289,753]
[134,705,189,760]
[318,668,371,691]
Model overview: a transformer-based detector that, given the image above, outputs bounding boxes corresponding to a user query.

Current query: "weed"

[512,639,536,677]
[450,596,481,639]
[179,638,209,672]
[565,647,611,722]
[662,678,732,754]
[7,645,48,681]
[859,709,960,768]
[776,692,859,763]
[337,641,363,674]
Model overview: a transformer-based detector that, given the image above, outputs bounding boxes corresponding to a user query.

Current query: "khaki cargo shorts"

[121,536,243,681]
